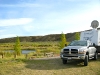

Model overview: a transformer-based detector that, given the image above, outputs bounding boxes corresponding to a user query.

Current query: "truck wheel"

[93,52,98,60]
[84,55,88,66]
[62,59,67,64]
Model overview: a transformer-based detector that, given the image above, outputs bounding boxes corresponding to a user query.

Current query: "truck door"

[88,42,95,57]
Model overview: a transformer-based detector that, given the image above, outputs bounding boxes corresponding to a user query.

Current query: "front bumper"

[60,53,85,60]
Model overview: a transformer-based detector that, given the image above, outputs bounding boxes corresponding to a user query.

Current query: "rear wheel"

[84,55,88,66]
[62,59,67,64]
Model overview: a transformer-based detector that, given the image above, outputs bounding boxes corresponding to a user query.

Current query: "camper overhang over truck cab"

[80,20,100,53]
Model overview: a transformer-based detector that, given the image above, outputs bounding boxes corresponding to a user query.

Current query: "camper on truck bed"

[60,20,99,66]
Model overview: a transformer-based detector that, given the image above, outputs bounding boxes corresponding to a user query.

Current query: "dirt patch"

[30,56,60,60]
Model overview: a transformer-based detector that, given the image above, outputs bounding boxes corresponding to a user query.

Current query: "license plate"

[68,58,71,59]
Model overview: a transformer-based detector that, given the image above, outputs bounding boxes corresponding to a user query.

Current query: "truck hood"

[63,46,87,50]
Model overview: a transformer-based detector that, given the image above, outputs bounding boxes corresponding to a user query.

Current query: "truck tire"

[93,52,98,60]
[84,55,88,66]
[62,59,67,64]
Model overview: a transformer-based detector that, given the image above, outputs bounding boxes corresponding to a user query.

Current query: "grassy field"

[0,41,60,50]
[0,42,61,58]
[0,57,100,75]
[0,42,100,75]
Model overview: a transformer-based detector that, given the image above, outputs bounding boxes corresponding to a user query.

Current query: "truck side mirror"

[93,43,95,46]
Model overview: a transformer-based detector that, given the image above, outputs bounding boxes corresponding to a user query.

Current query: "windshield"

[68,40,87,46]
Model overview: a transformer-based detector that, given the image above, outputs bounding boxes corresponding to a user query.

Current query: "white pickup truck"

[60,40,97,66]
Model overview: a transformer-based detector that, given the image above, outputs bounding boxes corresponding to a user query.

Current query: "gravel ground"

[31,56,60,60]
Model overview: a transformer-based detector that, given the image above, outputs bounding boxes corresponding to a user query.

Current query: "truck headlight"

[79,49,86,54]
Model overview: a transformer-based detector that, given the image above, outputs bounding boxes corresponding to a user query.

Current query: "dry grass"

[0,42,100,75]
[0,57,100,75]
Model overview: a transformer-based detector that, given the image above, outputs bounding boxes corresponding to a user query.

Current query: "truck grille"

[71,49,78,54]
[63,49,78,54]
[63,49,69,54]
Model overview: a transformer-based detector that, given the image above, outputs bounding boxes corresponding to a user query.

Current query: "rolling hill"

[0,32,77,43]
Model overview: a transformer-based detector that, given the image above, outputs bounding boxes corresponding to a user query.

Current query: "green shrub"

[4,52,12,57]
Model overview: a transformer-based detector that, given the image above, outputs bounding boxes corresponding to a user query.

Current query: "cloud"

[0,3,40,7]
[40,1,100,34]
[0,18,34,26]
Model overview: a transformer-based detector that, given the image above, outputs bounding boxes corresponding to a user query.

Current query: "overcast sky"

[0,0,100,39]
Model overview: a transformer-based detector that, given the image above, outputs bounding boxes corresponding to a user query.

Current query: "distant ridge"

[0,32,76,43]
